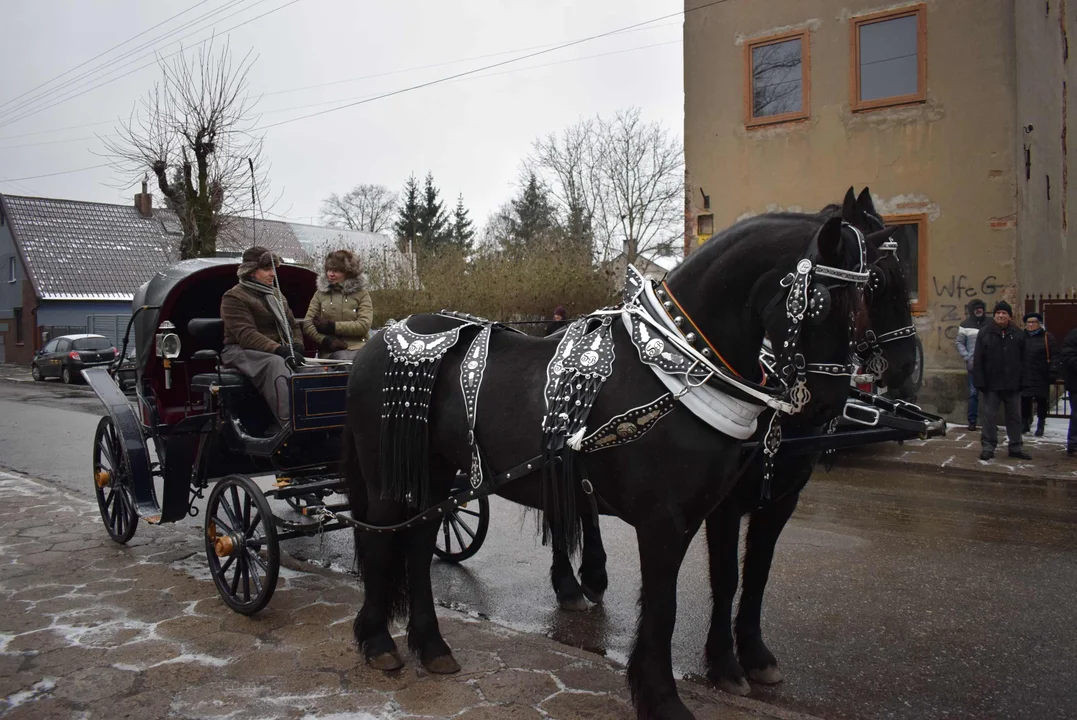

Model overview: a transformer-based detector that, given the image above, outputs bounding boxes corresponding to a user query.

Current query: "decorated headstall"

[855,234,917,379]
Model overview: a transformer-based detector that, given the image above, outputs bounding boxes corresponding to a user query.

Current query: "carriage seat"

[187,318,255,395]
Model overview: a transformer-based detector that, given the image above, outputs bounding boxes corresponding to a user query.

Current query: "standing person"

[220,246,306,434]
[1061,327,1077,458]
[1020,312,1060,437]
[303,249,373,361]
[973,301,1030,460]
[955,298,988,430]
[545,305,568,336]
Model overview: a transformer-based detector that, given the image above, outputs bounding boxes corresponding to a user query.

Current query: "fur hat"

[992,300,1013,316]
[324,249,361,279]
[1023,311,1043,323]
[237,246,281,278]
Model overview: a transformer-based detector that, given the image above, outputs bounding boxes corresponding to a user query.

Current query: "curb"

[834,450,1077,489]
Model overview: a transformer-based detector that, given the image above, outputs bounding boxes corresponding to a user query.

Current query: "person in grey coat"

[955,298,987,430]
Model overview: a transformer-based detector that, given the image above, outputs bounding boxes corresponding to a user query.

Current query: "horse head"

[667,205,867,426]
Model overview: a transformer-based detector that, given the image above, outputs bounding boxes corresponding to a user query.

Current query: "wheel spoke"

[229,559,241,596]
[245,512,263,539]
[246,546,269,573]
[216,553,236,579]
[230,485,243,529]
[246,552,263,596]
[109,494,120,531]
[218,493,241,531]
[104,487,116,512]
[441,518,452,553]
[449,514,467,550]
[451,513,476,541]
[457,507,482,519]
[241,554,251,602]
[243,492,252,533]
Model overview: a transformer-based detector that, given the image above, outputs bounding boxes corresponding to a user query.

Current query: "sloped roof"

[0,193,311,301]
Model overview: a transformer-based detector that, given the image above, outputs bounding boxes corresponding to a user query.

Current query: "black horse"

[547,188,916,614]
[343,204,870,719]
[702,188,920,696]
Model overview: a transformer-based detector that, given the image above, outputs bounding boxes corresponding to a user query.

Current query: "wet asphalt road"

[2,377,1077,720]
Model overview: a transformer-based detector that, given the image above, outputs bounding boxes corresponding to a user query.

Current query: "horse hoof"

[557,593,589,612]
[581,583,604,604]
[423,653,461,674]
[747,665,783,685]
[368,651,405,671]
[713,674,751,696]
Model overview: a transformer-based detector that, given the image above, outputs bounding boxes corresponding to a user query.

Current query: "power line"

[1,164,110,182]
[0,0,297,130]
[0,17,682,141]
[0,37,680,151]
[0,0,217,112]
[258,3,719,130]
[0,0,254,124]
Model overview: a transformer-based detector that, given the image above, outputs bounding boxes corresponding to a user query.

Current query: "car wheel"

[61,365,73,384]
[31,363,43,382]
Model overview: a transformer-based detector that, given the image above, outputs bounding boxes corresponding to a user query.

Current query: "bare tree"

[319,184,397,234]
[103,40,269,259]
[528,108,683,266]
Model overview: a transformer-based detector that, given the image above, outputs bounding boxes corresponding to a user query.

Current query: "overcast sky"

[0,0,684,231]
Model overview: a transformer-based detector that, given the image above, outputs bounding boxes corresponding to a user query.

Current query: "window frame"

[7,256,15,283]
[744,29,812,128]
[13,307,23,345]
[882,213,928,314]
[849,3,927,112]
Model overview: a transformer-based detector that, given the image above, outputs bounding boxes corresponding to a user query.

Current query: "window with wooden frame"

[745,30,810,127]
[883,214,928,313]
[850,4,926,112]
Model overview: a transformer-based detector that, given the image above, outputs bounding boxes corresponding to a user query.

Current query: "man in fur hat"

[303,249,373,361]
[220,246,306,434]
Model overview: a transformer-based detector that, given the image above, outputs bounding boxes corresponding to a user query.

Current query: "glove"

[313,316,335,334]
[273,345,292,361]
[291,342,307,366]
[321,336,348,352]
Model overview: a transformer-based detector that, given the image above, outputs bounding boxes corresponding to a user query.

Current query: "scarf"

[239,278,292,346]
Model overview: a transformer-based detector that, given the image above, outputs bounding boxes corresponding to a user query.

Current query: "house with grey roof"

[0,188,410,364]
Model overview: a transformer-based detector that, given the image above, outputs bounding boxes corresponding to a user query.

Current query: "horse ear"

[841,187,857,223]
[815,216,846,264]
[865,225,898,248]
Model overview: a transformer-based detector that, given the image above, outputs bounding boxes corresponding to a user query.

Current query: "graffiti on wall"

[930,274,1000,350]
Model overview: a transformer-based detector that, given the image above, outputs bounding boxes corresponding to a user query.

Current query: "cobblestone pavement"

[0,471,811,720]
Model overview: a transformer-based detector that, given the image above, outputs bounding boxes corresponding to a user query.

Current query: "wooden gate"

[1025,291,1076,418]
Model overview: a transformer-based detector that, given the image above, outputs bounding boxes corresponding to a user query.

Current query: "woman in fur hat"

[303,249,373,361]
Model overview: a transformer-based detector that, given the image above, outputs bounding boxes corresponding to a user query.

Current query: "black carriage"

[84,258,485,614]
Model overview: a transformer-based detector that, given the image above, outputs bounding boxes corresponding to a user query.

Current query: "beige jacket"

[302,275,373,351]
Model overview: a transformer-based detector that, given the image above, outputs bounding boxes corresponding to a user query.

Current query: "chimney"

[134,175,153,217]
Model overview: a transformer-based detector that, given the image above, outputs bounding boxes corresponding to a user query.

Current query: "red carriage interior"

[138,263,318,427]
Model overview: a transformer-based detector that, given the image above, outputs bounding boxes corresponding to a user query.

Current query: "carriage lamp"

[156,321,182,389]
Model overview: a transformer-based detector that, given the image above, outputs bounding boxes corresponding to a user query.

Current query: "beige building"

[684,0,1076,411]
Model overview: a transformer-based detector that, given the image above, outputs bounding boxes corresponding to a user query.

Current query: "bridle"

[852,211,918,380]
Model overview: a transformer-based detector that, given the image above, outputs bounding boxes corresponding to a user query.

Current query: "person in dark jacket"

[1061,327,1077,457]
[973,301,1030,460]
[955,298,988,430]
[545,305,568,336]
[1020,312,1060,437]
[221,246,306,434]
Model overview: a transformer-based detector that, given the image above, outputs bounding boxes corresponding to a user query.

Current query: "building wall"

[1015,0,1076,297]
[0,213,35,364]
[684,0,1018,411]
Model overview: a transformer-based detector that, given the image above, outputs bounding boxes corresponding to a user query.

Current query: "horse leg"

[703,503,750,696]
[579,513,609,604]
[551,544,588,612]
[627,521,696,720]
[353,501,409,670]
[735,490,800,686]
[404,513,460,673]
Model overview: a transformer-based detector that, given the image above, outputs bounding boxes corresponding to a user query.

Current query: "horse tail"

[342,422,367,579]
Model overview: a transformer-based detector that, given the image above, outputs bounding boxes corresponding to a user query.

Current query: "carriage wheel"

[92,416,139,544]
[433,496,490,563]
[205,475,279,615]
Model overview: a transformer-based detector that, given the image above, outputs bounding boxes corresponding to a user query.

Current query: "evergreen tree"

[417,172,451,252]
[451,194,475,252]
[560,194,594,254]
[505,172,557,253]
[393,175,421,253]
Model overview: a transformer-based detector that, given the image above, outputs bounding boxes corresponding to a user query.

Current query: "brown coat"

[221,282,302,353]
[302,276,373,351]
